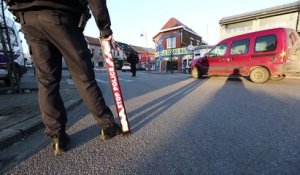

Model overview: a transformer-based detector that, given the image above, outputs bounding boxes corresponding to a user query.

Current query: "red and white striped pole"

[100,37,131,135]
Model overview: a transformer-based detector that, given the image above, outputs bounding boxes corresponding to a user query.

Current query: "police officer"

[127,51,139,77]
[8,0,121,155]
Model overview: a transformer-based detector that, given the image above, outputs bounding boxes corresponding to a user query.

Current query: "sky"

[83,0,298,48]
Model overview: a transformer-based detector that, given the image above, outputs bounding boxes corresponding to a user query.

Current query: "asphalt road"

[3,71,300,174]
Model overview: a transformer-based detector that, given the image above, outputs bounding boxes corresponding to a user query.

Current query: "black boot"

[100,124,122,141]
[52,133,70,156]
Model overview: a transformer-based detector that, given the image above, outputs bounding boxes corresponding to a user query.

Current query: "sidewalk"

[0,69,82,150]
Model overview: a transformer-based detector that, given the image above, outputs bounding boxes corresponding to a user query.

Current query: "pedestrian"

[166,60,171,73]
[7,0,121,156]
[127,51,139,77]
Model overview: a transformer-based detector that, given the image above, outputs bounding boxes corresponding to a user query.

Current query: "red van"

[190,28,300,83]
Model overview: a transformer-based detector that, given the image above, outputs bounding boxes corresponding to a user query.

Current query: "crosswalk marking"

[66,79,74,85]
[66,78,133,85]
[96,79,108,84]
[119,78,134,82]
[65,72,190,85]
[95,78,133,84]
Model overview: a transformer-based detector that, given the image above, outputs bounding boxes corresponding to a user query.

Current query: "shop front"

[155,47,193,72]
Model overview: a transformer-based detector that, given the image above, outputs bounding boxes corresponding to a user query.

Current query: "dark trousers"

[20,10,115,137]
[131,64,136,76]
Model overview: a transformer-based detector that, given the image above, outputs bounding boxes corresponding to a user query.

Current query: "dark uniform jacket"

[127,52,139,64]
[8,0,112,37]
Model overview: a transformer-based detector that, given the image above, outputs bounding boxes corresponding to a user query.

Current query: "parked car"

[0,24,27,86]
[190,27,300,83]
[121,62,131,72]
[115,60,123,70]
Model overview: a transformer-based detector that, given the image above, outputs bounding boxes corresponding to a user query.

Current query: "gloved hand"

[99,35,115,67]
[101,35,112,41]
[100,35,116,50]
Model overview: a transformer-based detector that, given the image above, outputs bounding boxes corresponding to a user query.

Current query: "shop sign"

[155,47,188,57]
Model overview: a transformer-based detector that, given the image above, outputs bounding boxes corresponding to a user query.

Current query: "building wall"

[153,28,202,72]
[89,45,102,68]
[220,12,300,40]
[154,29,202,49]
[138,51,155,63]
[182,30,202,46]
[156,29,182,49]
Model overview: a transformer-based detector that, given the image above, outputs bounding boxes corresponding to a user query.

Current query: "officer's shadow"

[126,79,206,132]
[227,68,242,82]
[67,79,205,150]
[67,118,100,151]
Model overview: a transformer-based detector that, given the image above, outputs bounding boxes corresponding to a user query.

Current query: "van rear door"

[285,29,300,73]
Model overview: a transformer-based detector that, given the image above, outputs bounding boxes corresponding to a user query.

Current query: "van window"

[230,39,250,55]
[208,43,228,57]
[255,35,277,52]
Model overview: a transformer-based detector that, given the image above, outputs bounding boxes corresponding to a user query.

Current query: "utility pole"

[170,48,174,73]
[140,33,150,71]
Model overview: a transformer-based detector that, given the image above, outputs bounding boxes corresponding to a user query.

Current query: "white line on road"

[96,78,134,84]
[119,78,134,82]
[96,79,108,84]
[66,78,134,85]
[67,73,186,85]
[66,79,74,85]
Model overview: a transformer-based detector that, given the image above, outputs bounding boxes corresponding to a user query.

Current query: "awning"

[113,57,124,61]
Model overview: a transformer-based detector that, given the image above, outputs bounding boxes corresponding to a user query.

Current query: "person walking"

[127,51,139,77]
[7,0,121,156]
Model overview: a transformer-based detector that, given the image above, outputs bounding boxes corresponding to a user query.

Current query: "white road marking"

[66,79,74,85]
[96,79,108,84]
[66,72,189,85]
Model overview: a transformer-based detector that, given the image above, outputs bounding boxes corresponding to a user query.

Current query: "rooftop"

[153,17,200,39]
[219,1,300,25]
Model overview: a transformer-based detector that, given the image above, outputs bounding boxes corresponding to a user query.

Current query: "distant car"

[121,63,131,72]
[25,62,33,68]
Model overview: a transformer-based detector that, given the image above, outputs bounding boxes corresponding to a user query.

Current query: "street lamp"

[140,33,150,71]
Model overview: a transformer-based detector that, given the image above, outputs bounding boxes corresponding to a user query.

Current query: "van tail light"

[279,49,286,62]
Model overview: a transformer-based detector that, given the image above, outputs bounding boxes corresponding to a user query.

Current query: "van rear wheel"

[249,67,270,83]
[191,67,201,79]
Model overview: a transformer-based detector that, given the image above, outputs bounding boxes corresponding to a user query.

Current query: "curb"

[0,97,83,151]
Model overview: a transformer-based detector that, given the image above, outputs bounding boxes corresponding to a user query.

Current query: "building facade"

[219,1,300,40]
[85,36,103,69]
[153,18,203,72]
[85,36,154,70]
[130,45,155,70]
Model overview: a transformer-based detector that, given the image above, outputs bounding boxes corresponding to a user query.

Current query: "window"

[167,37,176,49]
[190,37,194,45]
[230,39,250,55]
[255,35,277,52]
[208,43,228,57]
